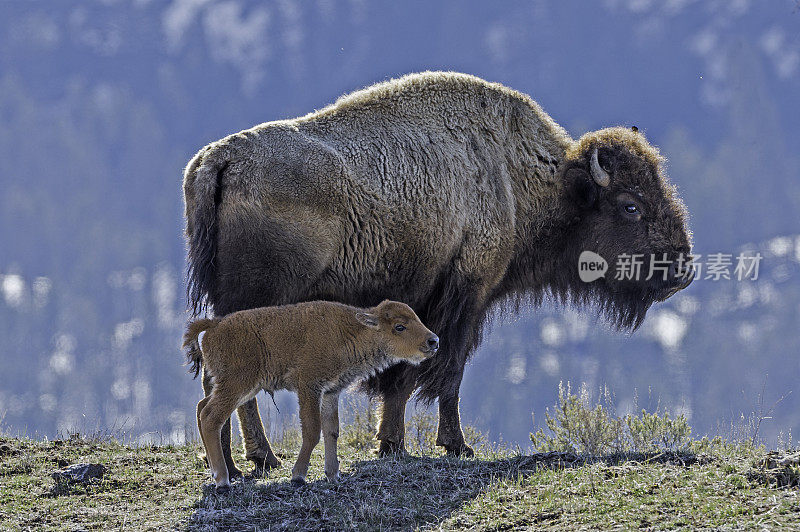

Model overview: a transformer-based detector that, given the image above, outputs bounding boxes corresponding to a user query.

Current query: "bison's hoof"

[377,439,407,458]
[444,442,475,458]
[290,477,306,487]
[247,453,282,472]
[264,454,282,469]
[227,464,244,480]
[215,484,231,496]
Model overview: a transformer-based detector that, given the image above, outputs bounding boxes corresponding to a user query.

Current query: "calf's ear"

[355,311,380,329]
[566,167,598,209]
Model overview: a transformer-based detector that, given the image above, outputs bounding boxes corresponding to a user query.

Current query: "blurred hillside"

[1,0,799,446]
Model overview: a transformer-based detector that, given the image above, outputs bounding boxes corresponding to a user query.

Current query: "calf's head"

[561,127,694,329]
[356,300,439,363]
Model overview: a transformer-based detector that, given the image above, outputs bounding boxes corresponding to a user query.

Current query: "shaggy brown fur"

[182,71,693,467]
[183,300,438,491]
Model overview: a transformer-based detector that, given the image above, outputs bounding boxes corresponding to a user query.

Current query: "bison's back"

[198,75,520,314]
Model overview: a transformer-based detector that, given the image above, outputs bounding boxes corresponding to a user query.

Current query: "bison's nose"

[669,258,694,289]
[427,335,439,351]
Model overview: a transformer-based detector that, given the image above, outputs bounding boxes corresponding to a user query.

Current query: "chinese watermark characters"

[578,252,763,282]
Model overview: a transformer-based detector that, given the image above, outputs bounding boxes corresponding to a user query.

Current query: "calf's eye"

[623,204,639,214]
[394,324,406,332]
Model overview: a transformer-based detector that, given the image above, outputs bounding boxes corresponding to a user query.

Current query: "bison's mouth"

[653,270,695,302]
[655,285,681,302]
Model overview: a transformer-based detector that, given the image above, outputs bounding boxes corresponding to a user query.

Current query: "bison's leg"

[414,270,486,458]
[201,368,242,479]
[375,363,418,457]
[436,363,474,457]
[237,399,281,472]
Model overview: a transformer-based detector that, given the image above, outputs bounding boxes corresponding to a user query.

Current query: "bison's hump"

[216,126,350,210]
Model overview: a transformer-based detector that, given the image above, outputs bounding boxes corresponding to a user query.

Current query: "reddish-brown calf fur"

[183,300,438,491]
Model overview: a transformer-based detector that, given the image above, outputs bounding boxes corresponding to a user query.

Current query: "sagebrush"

[530,382,691,455]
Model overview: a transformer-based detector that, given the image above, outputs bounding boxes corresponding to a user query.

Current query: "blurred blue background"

[1,0,799,447]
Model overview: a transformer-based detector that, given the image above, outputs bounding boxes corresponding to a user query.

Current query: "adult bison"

[183,71,693,474]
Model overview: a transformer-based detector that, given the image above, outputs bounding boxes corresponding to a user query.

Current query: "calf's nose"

[427,335,439,350]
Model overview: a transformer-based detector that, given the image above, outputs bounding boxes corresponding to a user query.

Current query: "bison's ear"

[356,311,380,329]
[566,167,598,209]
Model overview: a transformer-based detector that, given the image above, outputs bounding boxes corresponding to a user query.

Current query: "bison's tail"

[183,144,230,316]
[182,318,218,378]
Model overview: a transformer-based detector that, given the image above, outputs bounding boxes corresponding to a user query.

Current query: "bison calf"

[183,299,438,492]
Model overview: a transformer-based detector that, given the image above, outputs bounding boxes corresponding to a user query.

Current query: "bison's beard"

[592,282,656,330]
[550,277,657,331]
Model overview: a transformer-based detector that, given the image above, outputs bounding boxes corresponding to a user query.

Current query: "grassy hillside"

[1,421,798,530]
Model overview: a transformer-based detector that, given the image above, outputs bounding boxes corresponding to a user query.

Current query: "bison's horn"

[590,147,610,187]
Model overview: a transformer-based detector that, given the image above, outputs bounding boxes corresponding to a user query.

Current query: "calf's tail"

[182,318,219,378]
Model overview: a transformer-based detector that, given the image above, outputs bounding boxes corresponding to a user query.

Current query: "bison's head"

[560,127,693,329]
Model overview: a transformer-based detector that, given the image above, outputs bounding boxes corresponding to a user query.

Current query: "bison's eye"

[616,193,643,221]
[620,202,643,221]
[394,324,406,332]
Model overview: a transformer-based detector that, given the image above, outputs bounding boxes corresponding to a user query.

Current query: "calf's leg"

[291,390,322,485]
[320,392,340,480]
[196,397,210,456]
[201,368,242,479]
[198,391,240,492]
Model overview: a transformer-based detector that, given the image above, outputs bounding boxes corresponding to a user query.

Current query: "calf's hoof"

[215,484,231,496]
[325,471,340,482]
[290,477,306,487]
[377,439,407,458]
[199,453,242,479]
